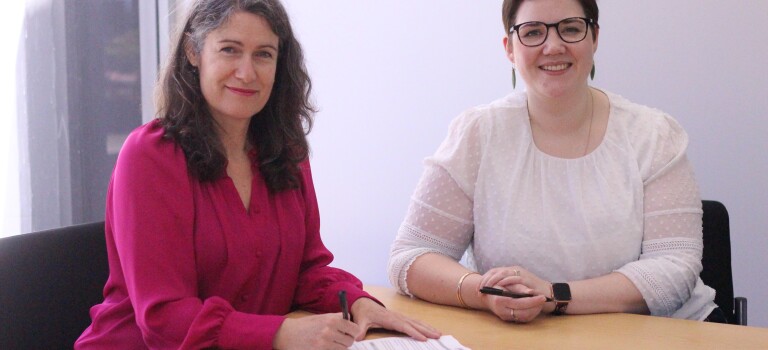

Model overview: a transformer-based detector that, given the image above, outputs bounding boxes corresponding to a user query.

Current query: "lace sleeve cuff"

[616,237,703,316]
[388,162,475,297]
[388,222,471,297]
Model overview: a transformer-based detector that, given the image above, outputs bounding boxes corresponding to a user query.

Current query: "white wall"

[284,0,768,327]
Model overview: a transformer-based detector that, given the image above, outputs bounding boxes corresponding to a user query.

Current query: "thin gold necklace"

[527,89,595,157]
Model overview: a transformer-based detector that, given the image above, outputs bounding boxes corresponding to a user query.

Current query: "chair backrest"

[699,200,735,323]
[0,221,108,349]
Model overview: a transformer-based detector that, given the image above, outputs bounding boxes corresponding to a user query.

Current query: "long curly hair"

[156,0,314,192]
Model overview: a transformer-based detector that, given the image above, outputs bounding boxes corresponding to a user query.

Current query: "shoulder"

[118,119,185,167]
[607,91,688,149]
[114,120,189,184]
[605,91,690,179]
[296,158,316,193]
[447,92,528,138]
[297,159,313,183]
[456,92,527,124]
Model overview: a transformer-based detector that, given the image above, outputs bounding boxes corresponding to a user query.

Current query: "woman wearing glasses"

[388,0,720,323]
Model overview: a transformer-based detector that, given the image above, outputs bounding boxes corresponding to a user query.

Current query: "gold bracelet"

[456,272,478,308]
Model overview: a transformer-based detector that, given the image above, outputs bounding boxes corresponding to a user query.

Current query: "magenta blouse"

[75,120,373,349]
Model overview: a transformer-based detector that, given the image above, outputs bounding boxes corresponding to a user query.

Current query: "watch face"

[552,283,572,301]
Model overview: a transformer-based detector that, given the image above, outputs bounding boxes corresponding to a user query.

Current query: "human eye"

[219,46,239,55]
[562,25,585,34]
[255,51,274,59]
[559,19,587,34]
[520,23,545,38]
[253,46,278,61]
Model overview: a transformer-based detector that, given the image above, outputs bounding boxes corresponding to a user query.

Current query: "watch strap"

[553,300,569,315]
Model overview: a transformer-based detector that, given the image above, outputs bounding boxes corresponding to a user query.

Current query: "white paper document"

[349,335,471,350]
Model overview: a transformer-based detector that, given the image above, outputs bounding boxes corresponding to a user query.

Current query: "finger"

[508,303,542,323]
[350,312,383,340]
[489,294,545,318]
[331,332,355,348]
[480,271,507,289]
[495,276,526,289]
[495,305,516,322]
[353,321,372,341]
[516,306,544,323]
[503,294,547,309]
[400,322,429,341]
[318,324,354,348]
[479,268,503,286]
[482,267,523,288]
[489,298,518,322]
[373,314,441,341]
[493,278,543,299]
[512,303,545,323]
[356,315,415,342]
[339,319,361,338]
[404,319,442,340]
[396,318,444,341]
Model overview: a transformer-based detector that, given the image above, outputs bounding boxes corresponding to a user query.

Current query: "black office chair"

[700,200,748,325]
[0,221,108,348]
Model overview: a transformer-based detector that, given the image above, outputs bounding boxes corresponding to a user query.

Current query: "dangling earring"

[512,67,517,89]
[590,64,596,80]
[189,64,199,82]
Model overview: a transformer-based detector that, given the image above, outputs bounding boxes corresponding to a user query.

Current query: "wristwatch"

[551,283,571,315]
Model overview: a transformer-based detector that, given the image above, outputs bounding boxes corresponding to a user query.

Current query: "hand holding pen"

[273,291,359,348]
[479,286,551,323]
[477,266,553,323]
[337,290,441,342]
[480,286,553,302]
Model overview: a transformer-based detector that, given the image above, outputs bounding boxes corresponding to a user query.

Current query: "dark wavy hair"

[502,0,599,39]
[156,0,314,192]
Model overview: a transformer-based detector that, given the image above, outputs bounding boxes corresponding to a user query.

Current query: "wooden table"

[362,285,768,349]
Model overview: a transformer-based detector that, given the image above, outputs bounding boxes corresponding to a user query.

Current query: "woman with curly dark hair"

[75,1,438,349]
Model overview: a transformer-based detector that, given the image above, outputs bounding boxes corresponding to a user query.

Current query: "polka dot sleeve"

[387,111,482,296]
[616,114,713,318]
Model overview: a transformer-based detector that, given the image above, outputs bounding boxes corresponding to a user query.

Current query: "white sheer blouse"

[387,91,717,320]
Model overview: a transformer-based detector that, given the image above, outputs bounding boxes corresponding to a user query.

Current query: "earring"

[590,64,596,80]
[512,67,517,89]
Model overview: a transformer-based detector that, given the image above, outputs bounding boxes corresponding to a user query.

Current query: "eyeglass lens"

[517,18,589,47]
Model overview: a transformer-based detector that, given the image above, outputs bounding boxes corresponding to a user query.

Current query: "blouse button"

[240,294,249,302]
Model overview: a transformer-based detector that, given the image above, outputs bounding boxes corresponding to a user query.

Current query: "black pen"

[338,290,349,320]
[480,286,553,302]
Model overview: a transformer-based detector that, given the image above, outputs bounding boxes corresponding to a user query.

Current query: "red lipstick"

[227,86,257,96]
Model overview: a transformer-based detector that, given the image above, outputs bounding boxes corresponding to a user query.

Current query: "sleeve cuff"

[334,281,383,310]
[217,311,285,350]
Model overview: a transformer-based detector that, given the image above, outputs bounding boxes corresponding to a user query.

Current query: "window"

[1,0,183,237]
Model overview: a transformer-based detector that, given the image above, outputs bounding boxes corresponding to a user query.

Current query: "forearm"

[564,272,649,315]
[406,253,487,310]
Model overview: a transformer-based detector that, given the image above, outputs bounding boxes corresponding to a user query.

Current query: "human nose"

[234,57,257,83]
[541,26,566,54]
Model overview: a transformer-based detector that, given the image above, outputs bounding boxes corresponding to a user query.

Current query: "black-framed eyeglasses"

[509,17,597,47]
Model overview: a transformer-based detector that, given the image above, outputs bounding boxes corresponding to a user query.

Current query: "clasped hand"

[479,266,552,323]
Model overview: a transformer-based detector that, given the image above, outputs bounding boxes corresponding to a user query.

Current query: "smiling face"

[503,0,598,99]
[187,11,279,127]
